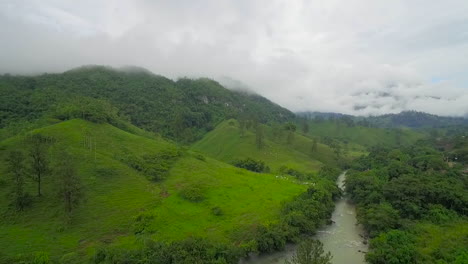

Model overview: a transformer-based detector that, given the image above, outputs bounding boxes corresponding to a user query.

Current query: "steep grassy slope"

[191,120,349,172]
[140,156,306,243]
[0,119,306,261]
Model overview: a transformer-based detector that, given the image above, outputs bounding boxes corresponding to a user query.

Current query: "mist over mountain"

[1,1,468,116]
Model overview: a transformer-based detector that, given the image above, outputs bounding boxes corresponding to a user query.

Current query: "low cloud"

[1,0,467,116]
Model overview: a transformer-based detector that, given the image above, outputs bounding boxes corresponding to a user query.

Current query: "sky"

[1,0,467,117]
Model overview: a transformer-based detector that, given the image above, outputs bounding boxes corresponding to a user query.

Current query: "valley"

[0,67,466,264]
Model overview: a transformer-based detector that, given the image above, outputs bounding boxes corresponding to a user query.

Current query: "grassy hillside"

[0,119,306,261]
[191,120,353,172]
[302,120,424,147]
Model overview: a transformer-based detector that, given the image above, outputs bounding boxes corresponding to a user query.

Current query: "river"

[241,172,368,264]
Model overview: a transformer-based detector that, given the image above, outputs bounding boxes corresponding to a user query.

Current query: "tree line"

[346,139,468,263]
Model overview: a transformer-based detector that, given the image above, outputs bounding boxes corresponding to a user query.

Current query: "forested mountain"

[365,111,468,128]
[298,110,468,129]
[0,65,294,143]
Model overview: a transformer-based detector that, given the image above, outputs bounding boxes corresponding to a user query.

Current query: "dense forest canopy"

[346,134,468,263]
[297,111,468,129]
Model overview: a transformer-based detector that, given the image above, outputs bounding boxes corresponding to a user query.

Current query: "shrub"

[119,148,181,181]
[93,237,241,264]
[278,166,309,180]
[133,211,156,234]
[233,158,267,173]
[211,206,223,216]
[179,184,205,202]
[255,224,288,253]
[193,153,206,161]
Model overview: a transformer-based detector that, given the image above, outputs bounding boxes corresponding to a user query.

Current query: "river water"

[241,172,368,264]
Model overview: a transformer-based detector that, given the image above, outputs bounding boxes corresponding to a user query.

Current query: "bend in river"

[241,171,368,264]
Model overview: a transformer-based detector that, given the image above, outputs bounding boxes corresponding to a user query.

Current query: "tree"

[302,120,309,134]
[239,119,246,137]
[255,124,265,149]
[285,239,332,264]
[358,202,400,237]
[310,139,318,155]
[27,133,53,196]
[6,150,31,210]
[56,150,83,214]
[366,230,417,264]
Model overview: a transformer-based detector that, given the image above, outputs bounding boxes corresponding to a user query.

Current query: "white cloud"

[0,0,467,116]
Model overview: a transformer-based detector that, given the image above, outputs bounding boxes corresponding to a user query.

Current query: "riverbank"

[241,172,368,264]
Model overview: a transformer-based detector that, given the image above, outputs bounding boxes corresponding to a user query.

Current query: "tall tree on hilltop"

[310,138,318,156]
[27,133,53,196]
[55,150,83,215]
[6,150,31,211]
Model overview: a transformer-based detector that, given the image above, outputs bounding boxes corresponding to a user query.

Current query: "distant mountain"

[365,111,468,128]
[0,65,294,142]
[297,110,468,129]
[296,111,353,120]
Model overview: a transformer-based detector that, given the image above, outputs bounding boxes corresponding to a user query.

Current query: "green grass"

[0,119,306,261]
[191,120,343,173]
[143,155,306,243]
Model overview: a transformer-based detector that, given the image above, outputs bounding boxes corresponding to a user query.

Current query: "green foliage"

[357,203,400,237]
[347,139,468,263]
[254,178,339,254]
[54,150,83,214]
[193,153,206,161]
[26,133,54,196]
[299,119,423,148]
[132,211,156,235]
[0,66,294,143]
[118,148,181,181]
[285,239,332,264]
[233,157,268,173]
[366,230,417,264]
[93,237,241,264]
[179,184,205,202]
[278,166,309,179]
[0,119,308,262]
[255,124,265,149]
[422,204,458,224]
[53,96,121,124]
[211,206,223,216]
[6,150,32,211]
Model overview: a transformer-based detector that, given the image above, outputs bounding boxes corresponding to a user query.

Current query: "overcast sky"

[1,0,467,116]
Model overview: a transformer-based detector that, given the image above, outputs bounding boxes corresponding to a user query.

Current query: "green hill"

[301,120,424,147]
[0,119,307,261]
[191,119,354,172]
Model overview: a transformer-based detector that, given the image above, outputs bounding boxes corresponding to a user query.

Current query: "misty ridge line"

[1,64,467,120]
